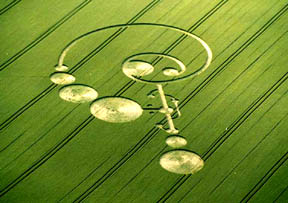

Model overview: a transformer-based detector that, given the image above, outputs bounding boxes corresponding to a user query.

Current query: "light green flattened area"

[0,0,288,202]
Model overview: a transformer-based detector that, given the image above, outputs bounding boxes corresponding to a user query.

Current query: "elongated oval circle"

[50,72,75,85]
[160,150,204,174]
[162,67,180,76]
[55,64,69,71]
[90,97,143,123]
[165,135,187,148]
[59,84,98,103]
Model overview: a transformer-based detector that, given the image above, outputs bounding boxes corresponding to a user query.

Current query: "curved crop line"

[56,23,213,85]
[107,0,229,121]
[0,0,226,198]
[134,0,229,93]
[1,0,282,200]
[64,1,229,201]
[133,0,250,99]
[0,0,21,15]
[0,0,225,152]
[0,0,161,131]
[152,0,228,65]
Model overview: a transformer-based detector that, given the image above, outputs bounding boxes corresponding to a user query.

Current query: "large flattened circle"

[90,97,143,123]
[160,150,204,174]
[59,84,98,103]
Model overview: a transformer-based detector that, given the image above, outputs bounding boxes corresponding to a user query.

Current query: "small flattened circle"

[90,97,143,123]
[165,135,187,148]
[162,67,180,76]
[122,60,154,77]
[55,64,69,71]
[160,150,204,174]
[50,72,76,85]
[59,84,98,103]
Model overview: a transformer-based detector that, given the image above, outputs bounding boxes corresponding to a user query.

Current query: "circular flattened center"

[165,136,187,148]
[160,150,204,174]
[59,84,98,103]
[50,72,75,85]
[122,60,154,77]
[90,97,143,123]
